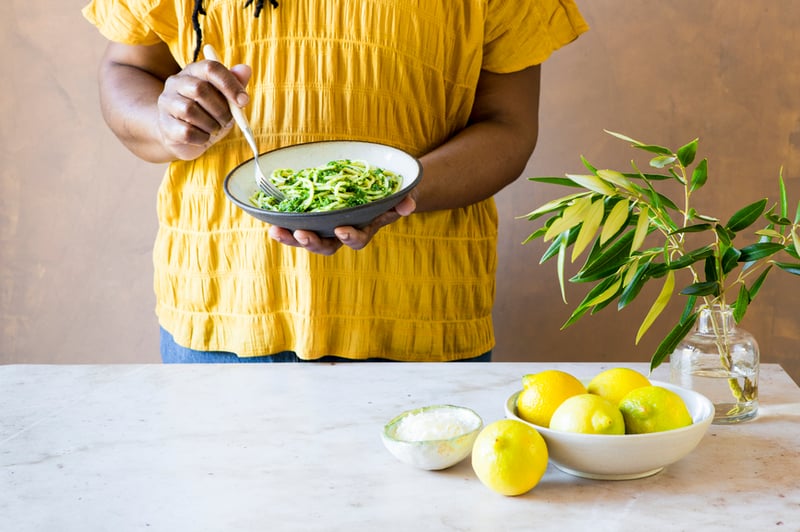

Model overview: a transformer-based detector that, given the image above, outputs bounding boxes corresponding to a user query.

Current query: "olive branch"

[523,130,800,374]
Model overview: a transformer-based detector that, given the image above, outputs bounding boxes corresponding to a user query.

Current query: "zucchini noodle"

[249,159,402,213]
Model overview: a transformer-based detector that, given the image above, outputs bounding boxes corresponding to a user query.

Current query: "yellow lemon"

[587,367,651,406]
[471,419,549,496]
[619,385,693,434]
[516,370,586,427]
[549,394,625,435]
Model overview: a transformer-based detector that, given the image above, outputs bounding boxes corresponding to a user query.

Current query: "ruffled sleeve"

[82,0,163,45]
[483,0,589,73]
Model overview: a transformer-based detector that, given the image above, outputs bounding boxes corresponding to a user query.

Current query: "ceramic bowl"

[381,405,483,470]
[224,140,422,237]
[505,381,714,480]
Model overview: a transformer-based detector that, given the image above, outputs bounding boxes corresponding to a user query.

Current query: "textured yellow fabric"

[83,0,588,360]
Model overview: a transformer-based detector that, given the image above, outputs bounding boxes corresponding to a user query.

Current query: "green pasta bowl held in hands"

[224,140,423,238]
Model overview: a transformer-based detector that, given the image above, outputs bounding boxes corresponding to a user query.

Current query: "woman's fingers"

[156,59,251,156]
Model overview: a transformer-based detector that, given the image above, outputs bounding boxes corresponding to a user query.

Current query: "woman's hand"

[268,194,417,255]
[98,41,251,163]
[157,60,251,160]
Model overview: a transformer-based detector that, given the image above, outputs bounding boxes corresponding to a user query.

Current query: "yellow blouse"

[83,0,588,360]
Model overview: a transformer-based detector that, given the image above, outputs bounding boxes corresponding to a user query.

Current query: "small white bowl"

[505,381,713,480]
[382,405,483,470]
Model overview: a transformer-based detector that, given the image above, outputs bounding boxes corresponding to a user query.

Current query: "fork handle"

[202,45,257,146]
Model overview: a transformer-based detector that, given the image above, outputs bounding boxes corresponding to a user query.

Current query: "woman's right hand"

[157,59,252,160]
[99,41,251,163]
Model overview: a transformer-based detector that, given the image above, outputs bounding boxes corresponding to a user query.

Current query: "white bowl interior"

[382,404,483,471]
[226,140,421,203]
[505,381,713,480]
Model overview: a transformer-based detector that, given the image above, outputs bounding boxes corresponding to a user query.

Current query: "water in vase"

[670,357,758,423]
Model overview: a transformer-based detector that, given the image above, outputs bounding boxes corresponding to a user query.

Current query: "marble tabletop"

[1,362,798,531]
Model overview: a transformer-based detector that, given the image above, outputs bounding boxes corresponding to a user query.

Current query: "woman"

[83,0,588,362]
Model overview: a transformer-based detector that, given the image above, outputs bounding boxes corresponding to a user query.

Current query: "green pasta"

[250,159,402,213]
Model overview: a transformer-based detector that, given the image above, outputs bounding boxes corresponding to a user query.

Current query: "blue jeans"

[160,327,491,363]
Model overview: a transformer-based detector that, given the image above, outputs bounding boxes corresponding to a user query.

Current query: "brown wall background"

[2,2,798,382]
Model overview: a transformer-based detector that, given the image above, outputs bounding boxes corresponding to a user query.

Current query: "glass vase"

[670,305,759,424]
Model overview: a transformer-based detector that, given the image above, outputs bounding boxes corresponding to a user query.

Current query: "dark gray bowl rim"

[223,140,423,220]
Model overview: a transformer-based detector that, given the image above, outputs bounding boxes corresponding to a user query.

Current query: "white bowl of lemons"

[382,404,483,470]
[504,369,714,480]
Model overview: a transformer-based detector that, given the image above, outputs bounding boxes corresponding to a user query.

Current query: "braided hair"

[191,0,280,62]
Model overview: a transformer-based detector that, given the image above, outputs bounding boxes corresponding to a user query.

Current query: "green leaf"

[557,237,567,303]
[721,246,742,274]
[690,158,708,192]
[679,296,698,324]
[764,211,793,226]
[669,167,686,185]
[748,265,772,299]
[650,155,677,168]
[596,169,635,192]
[561,306,591,330]
[580,155,598,174]
[714,224,733,248]
[725,198,768,232]
[795,199,800,224]
[600,199,630,245]
[566,174,618,196]
[522,191,590,221]
[604,130,645,145]
[539,226,578,263]
[572,198,605,262]
[792,226,800,259]
[680,281,719,296]
[667,246,715,270]
[637,145,674,156]
[695,213,720,223]
[584,278,623,307]
[622,171,672,181]
[522,226,547,245]
[561,276,620,328]
[779,169,788,218]
[646,261,669,278]
[654,192,680,212]
[527,176,585,188]
[583,231,606,266]
[775,262,800,275]
[634,178,662,211]
[621,257,641,287]
[649,312,699,371]
[636,270,675,344]
[617,262,650,310]
[544,196,593,241]
[785,243,800,260]
[704,255,718,283]
[631,205,650,252]
[591,293,619,313]
[755,228,784,240]
[677,139,698,167]
[732,284,750,323]
[738,242,785,262]
[572,230,636,283]
[669,223,713,235]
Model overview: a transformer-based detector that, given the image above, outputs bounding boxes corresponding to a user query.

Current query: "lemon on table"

[619,385,693,434]
[549,393,625,435]
[516,370,586,427]
[587,367,651,406]
[471,419,549,496]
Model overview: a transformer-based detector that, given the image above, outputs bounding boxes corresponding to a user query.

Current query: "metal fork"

[203,45,284,200]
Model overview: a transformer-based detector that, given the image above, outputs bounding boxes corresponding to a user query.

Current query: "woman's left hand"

[268,194,416,255]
